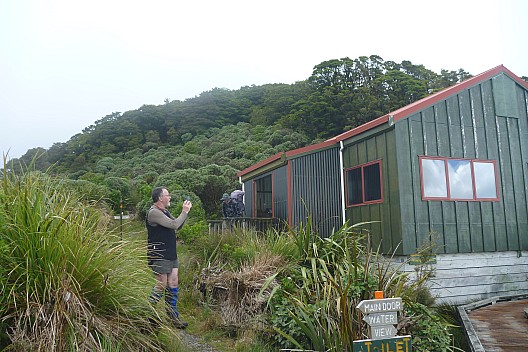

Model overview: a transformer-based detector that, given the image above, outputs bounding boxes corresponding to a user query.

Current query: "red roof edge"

[236,152,284,177]
[237,65,527,178]
[285,139,336,158]
[390,64,528,123]
[329,114,390,143]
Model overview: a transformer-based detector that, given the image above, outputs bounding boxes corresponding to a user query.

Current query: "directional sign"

[371,325,398,340]
[357,297,403,341]
[363,312,398,326]
[353,335,412,352]
[356,298,402,314]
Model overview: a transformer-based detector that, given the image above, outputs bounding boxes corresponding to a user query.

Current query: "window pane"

[474,162,497,198]
[347,168,363,205]
[364,163,381,201]
[255,175,272,217]
[422,159,447,198]
[448,160,473,199]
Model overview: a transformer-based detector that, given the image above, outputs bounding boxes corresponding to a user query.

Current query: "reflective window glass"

[474,162,497,198]
[364,163,381,201]
[448,159,473,199]
[421,159,447,198]
[421,157,498,201]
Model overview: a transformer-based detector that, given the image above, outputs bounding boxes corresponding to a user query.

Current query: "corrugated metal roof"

[237,65,528,178]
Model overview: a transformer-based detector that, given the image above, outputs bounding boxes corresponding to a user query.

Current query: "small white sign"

[370,325,398,340]
[356,298,402,314]
[363,312,398,326]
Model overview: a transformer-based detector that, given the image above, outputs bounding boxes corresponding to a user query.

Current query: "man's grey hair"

[151,187,166,203]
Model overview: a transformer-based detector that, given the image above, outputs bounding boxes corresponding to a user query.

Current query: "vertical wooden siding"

[517,84,528,249]
[289,147,342,237]
[397,74,528,255]
[343,129,402,254]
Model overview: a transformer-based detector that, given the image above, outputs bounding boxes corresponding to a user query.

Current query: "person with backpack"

[221,193,236,218]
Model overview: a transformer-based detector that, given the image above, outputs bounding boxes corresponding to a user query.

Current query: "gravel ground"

[176,330,221,352]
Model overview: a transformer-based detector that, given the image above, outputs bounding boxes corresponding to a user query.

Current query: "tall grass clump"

[195,225,298,351]
[0,160,159,351]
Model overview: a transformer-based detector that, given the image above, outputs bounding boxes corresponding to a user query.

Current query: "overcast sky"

[1,0,526,159]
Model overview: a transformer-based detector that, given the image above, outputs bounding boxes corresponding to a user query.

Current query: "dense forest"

[6,55,526,218]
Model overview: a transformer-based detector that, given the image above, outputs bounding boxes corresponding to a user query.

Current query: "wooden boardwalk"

[459,295,528,351]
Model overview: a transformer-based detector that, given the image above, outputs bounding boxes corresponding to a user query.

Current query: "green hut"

[237,65,528,303]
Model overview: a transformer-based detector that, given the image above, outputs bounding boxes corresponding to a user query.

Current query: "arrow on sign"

[356,298,402,314]
[363,312,398,326]
[370,325,398,340]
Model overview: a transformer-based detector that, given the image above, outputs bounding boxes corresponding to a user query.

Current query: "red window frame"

[419,156,500,201]
[344,160,384,207]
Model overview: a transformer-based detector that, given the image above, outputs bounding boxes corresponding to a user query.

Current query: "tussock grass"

[0,159,160,351]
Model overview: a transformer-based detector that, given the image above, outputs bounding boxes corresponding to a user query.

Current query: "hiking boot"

[171,316,188,329]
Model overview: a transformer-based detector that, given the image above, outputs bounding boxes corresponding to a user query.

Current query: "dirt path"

[176,330,221,352]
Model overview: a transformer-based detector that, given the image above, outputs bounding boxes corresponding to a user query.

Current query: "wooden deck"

[458,295,528,351]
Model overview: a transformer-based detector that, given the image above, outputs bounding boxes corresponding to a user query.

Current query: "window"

[420,156,499,201]
[345,160,383,207]
[254,175,273,217]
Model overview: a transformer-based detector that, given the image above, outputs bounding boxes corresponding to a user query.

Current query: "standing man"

[146,187,192,329]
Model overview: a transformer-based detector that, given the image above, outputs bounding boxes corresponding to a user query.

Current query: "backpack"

[230,190,245,217]
[231,190,244,203]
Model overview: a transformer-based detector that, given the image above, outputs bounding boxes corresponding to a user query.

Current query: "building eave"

[237,152,284,178]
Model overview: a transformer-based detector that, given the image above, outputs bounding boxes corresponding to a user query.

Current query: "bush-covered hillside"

[7,55,477,218]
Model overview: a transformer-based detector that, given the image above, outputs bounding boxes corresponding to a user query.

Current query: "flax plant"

[269,219,439,351]
[0,159,159,351]
[271,221,373,350]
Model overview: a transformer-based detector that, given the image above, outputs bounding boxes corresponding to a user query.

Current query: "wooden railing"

[207,217,279,235]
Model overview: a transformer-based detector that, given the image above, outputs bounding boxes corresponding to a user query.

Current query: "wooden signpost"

[353,291,412,352]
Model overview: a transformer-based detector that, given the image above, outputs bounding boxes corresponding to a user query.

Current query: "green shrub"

[268,289,307,349]
[178,220,209,243]
[403,302,453,351]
